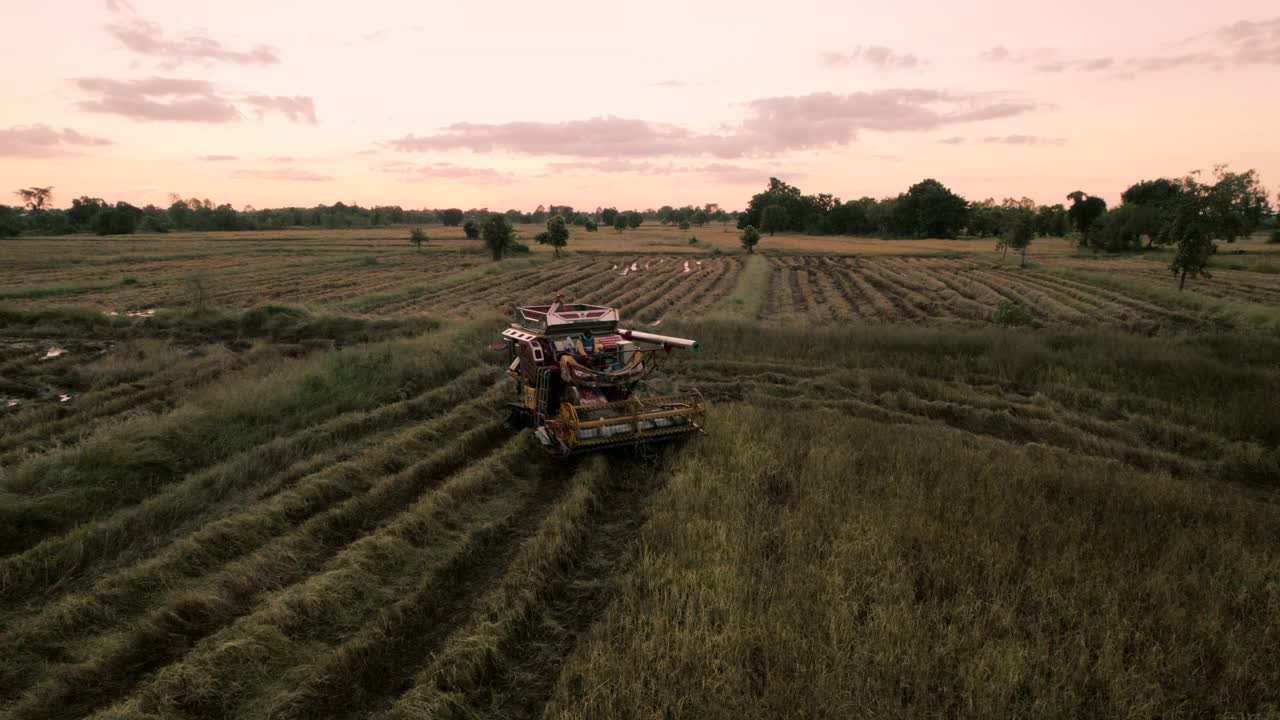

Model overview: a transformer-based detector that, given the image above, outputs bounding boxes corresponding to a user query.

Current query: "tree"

[1122,178,1182,208]
[439,208,464,226]
[613,214,626,233]
[760,204,787,236]
[1201,166,1271,243]
[14,186,53,212]
[1094,204,1165,252]
[740,224,760,254]
[740,177,805,231]
[626,211,643,229]
[463,219,480,239]
[691,209,709,226]
[584,219,598,232]
[829,197,879,236]
[896,179,968,238]
[1066,191,1107,244]
[67,196,107,229]
[1034,204,1068,237]
[678,219,690,231]
[93,202,143,235]
[1166,176,1219,290]
[1002,210,1035,267]
[481,214,515,260]
[410,227,428,252]
[601,207,619,227]
[0,205,22,237]
[1121,178,1183,247]
[539,215,569,257]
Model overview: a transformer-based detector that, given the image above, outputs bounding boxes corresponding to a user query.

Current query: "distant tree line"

[735,174,1274,248]
[0,192,722,239]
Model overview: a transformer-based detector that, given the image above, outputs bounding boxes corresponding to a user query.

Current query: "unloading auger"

[495,297,705,454]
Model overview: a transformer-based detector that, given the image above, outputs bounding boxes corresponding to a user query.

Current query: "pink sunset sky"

[2,0,1277,211]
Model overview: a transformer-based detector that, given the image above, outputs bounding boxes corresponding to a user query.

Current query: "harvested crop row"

[0,348,253,463]
[2,416,519,719]
[0,369,502,620]
[0,329,490,558]
[80,434,543,720]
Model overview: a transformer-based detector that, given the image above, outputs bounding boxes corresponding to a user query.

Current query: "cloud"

[978,45,1010,63]
[821,46,924,69]
[547,159,658,173]
[74,77,241,122]
[695,163,775,184]
[104,0,134,12]
[0,124,112,157]
[1206,17,1280,64]
[1122,18,1280,72]
[547,159,773,184]
[982,135,1066,146]
[984,17,1278,77]
[106,16,279,68]
[979,45,1058,64]
[938,136,966,144]
[376,161,511,183]
[196,154,238,161]
[231,167,333,181]
[386,90,1043,159]
[73,77,317,124]
[651,80,687,88]
[265,155,295,163]
[244,96,318,124]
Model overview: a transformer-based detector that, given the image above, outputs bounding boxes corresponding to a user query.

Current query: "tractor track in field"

[471,454,669,720]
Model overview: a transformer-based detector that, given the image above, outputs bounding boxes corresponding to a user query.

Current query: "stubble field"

[1,224,1278,719]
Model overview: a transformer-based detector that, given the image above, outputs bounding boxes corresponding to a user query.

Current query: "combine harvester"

[496,297,705,454]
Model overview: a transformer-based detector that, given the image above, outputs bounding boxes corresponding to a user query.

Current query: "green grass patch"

[706,254,770,321]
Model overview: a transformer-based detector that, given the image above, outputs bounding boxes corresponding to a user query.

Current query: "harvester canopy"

[498,299,704,454]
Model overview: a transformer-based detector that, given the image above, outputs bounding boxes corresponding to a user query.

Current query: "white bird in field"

[630,262,639,272]
[683,261,690,273]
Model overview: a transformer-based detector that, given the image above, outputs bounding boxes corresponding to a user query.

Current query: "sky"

[1,0,1277,211]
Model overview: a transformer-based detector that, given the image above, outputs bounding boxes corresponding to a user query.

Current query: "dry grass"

[2,230,1279,719]
[545,403,1280,719]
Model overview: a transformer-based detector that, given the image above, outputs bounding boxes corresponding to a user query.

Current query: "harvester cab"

[497,297,705,454]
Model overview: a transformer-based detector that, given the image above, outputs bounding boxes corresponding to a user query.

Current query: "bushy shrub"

[993,300,1032,327]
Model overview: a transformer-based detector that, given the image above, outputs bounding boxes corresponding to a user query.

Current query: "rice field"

[2,229,1279,719]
